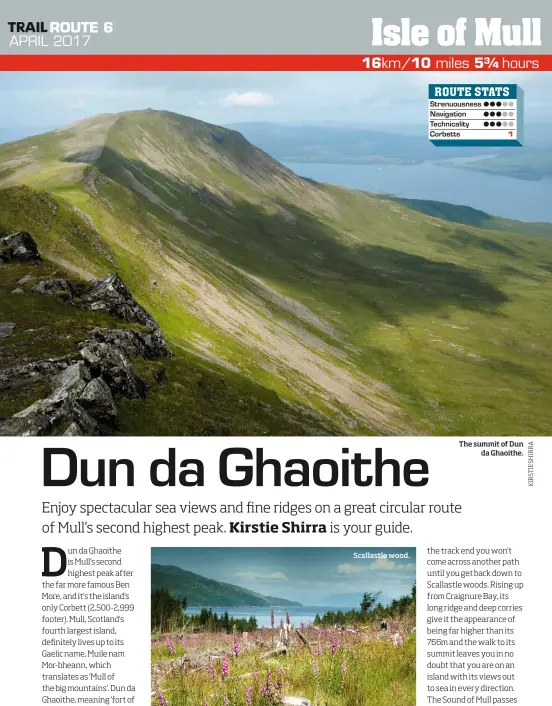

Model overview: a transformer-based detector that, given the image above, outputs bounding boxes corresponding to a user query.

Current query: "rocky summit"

[0,231,41,263]
[77,274,159,331]
[0,233,171,436]
[0,322,16,339]
[2,110,552,435]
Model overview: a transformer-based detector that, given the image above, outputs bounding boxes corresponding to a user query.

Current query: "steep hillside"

[2,110,552,435]
[0,244,332,436]
[151,564,301,606]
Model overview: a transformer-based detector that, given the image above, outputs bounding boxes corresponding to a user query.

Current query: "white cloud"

[336,563,365,575]
[234,571,288,581]
[220,91,275,107]
[371,558,398,571]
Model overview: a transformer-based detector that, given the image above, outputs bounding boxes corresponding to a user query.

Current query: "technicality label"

[428,84,524,146]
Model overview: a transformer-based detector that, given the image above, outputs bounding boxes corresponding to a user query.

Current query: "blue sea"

[284,160,552,223]
[186,605,353,628]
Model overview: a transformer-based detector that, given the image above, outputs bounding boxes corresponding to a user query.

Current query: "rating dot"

[490,111,495,117]
[496,111,502,116]
[509,121,514,127]
[490,121,495,127]
[484,101,489,107]
[484,111,489,117]
[484,121,489,126]
[497,121,502,127]
[490,101,495,107]
[509,111,514,117]
[497,101,502,107]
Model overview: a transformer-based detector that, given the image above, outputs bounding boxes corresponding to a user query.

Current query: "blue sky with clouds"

[151,547,416,606]
[1,71,551,138]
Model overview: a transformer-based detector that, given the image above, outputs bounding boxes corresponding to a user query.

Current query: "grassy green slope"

[2,109,552,435]
[151,564,299,606]
[0,258,330,435]
[384,196,552,239]
[0,259,127,417]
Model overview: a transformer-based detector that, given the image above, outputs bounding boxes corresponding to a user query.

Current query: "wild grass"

[0,260,128,416]
[151,622,415,706]
[0,261,330,433]
[117,357,334,436]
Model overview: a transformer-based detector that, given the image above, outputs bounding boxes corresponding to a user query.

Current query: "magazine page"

[0,2,550,705]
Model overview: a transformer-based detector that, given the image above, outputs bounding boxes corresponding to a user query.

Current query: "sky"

[151,547,416,606]
[1,71,552,138]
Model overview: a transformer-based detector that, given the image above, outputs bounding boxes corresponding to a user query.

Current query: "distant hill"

[324,591,394,607]
[151,564,302,606]
[384,196,552,239]
[443,151,552,182]
[226,122,496,165]
[228,122,552,182]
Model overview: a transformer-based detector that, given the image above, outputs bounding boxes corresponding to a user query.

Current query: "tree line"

[151,589,257,633]
[313,583,416,627]
[151,588,188,632]
[192,607,258,633]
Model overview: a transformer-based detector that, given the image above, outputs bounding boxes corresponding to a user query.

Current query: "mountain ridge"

[151,564,302,606]
[2,109,552,435]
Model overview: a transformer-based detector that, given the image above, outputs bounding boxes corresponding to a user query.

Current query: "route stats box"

[428,84,524,147]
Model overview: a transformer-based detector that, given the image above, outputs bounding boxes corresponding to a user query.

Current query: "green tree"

[360,591,381,612]
[151,588,182,632]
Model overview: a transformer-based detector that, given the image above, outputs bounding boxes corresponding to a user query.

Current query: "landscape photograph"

[151,547,416,705]
[1,71,552,436]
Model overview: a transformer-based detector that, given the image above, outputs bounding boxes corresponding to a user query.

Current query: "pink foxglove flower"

[261,668,272,696]
[393,632,405,647]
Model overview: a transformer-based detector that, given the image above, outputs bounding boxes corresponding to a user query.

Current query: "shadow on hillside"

[427,227,518,256]
[89,147,510,328]
[382,196,495,230]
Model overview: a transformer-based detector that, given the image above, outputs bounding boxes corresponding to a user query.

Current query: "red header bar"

[0,54,550,71]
